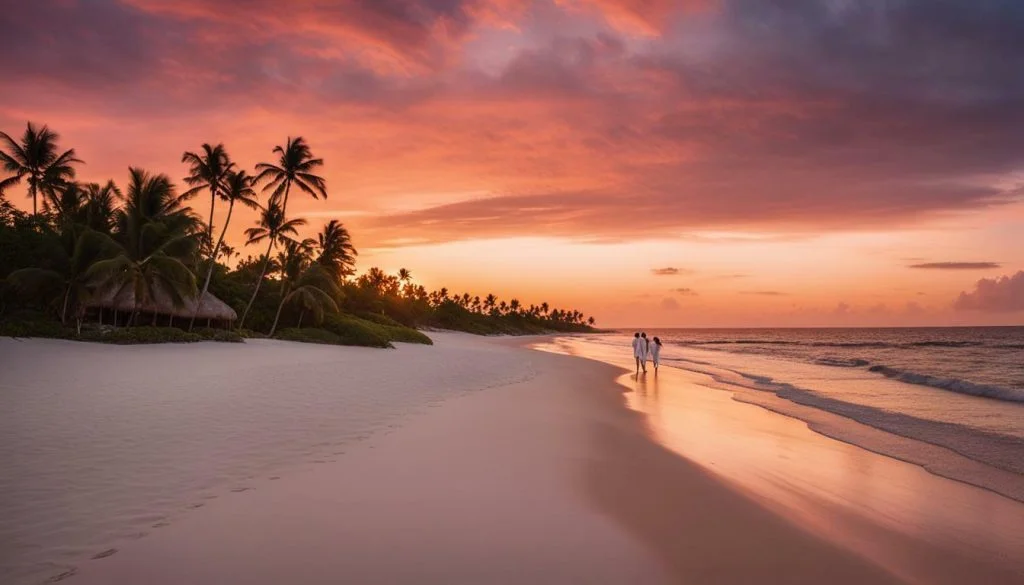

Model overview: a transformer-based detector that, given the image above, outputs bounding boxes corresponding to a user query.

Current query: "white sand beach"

[1,333,1022,584]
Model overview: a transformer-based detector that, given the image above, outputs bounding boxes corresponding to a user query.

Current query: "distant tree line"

[0,122,595,341]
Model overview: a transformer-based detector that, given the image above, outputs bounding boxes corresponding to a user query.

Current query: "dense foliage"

[0,122,596,346]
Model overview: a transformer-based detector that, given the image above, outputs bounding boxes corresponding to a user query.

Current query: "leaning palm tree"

[189,170,259,330]
[278,266,340,330]
[0,122,82,215]
[268,238,318,336]
[315,219,357,281]
[180,143,233,245]
[87,168,200,324]
[253,136,326,218]
[237,200,306,329]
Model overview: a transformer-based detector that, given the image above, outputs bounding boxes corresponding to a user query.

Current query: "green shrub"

[192,327,245,343]
[355,312,405,328]
[0,318,68,339]
[320,314,393,348]
[275,327,344,345]
[81,326,203,344]
[378,324,433,345]
[0,317,245,345]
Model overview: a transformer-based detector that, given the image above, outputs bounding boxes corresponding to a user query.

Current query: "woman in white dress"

[632,332,646,374]
[650,336,662,373]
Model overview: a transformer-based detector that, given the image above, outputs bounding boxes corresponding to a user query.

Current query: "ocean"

[587,327,1024,498]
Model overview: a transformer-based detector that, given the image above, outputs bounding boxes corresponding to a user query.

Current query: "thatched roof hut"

[86,285,237,322]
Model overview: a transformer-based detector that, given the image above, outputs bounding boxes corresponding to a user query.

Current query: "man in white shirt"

[632,332,647,374]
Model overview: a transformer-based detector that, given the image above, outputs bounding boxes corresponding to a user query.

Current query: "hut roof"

[87,285,238,321]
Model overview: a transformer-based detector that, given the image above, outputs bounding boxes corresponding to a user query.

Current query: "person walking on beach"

[632,332,647,374]
[650,336,662,373]
[640,332,650,372]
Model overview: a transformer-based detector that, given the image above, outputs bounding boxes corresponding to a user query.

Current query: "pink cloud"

[2,0,1023,249]
[954,271,1024,312]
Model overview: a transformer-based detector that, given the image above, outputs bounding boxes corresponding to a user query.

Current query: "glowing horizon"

[2,0,1023,327]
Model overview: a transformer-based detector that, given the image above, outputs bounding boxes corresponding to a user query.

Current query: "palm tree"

[398,268,412,283]
[237,201,306,329]
[587,316,596,326]
[8,229,119,328]
[82,181,121,233]
[540,302,549,317]
[0,122,82,215]
[268,239,339,335]
[180,143,233,245]
[281,269,340,329]
[48,181,87,229]
[253,137,326,219]
[315,219,357,281]
[190,170,258,329]
[484,294,497,314]
[509,298,521,316]
[87,168,200,324]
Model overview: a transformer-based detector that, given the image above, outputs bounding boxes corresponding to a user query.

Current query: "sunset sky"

[3,0,1023,327]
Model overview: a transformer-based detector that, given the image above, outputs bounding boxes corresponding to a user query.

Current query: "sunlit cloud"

[909,262,1002,270]
[3,0,1023,326]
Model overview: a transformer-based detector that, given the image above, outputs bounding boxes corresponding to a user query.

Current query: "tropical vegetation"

[0,121,596,347]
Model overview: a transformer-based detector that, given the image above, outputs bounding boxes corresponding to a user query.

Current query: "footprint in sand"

[48,568,77,582]
[188,503,205,509]
[91,548,118,560]
[268,476,281,480]
[230,487,252,493]
[152,521,170,528]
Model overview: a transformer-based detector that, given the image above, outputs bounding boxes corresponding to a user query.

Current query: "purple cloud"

[954,271,1024,312]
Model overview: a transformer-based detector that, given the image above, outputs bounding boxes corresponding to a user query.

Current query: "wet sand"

[3,334,1022,584]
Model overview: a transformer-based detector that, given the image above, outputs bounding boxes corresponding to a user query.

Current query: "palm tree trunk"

[60,285,71,325]
[237,236,275,331]
[207,189,217,250]
[268,284,291,337]
[297,310,304,329]
[30,182,37,216]
[238,182,291,331]
[190,199,234,331]
[279,182,292,218]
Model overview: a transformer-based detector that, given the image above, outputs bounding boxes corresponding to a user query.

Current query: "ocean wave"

[662,360,1024,482]
[867,365,1024,403]
[812,357,871,368]
[907,341,984,348]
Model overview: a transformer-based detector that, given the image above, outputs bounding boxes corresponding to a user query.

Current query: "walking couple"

[632,332,661,374]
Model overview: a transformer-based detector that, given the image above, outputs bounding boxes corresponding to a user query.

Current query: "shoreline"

[530,336,1024,584]
[535,334,1024,503]
[2,334,1021,584]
